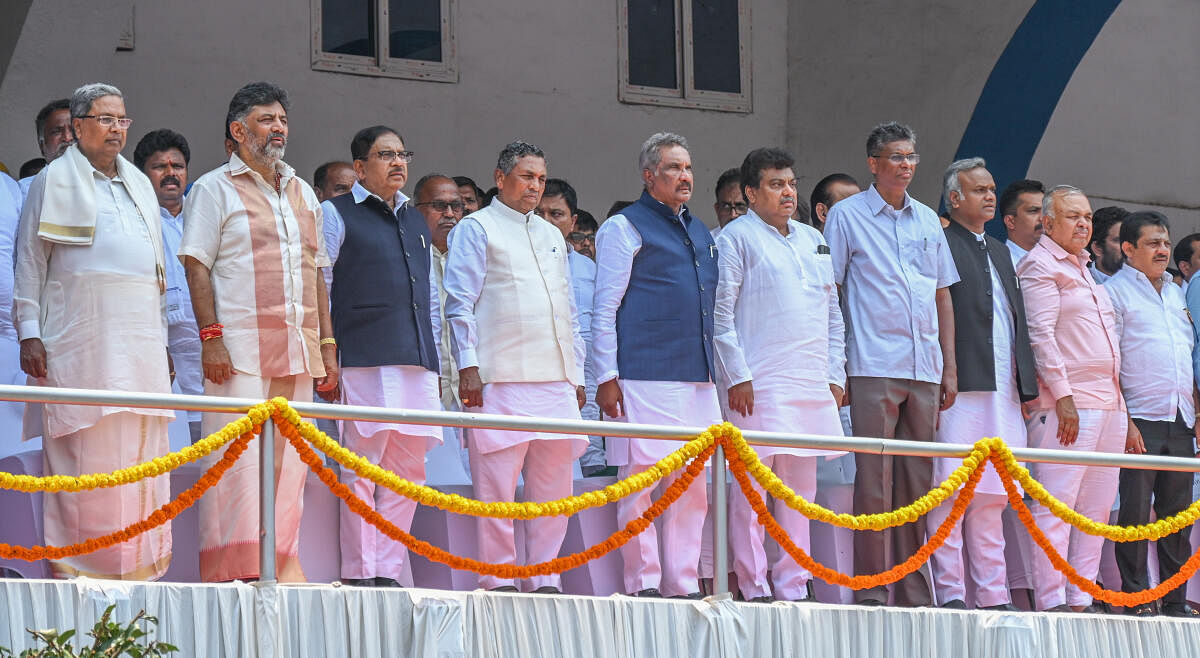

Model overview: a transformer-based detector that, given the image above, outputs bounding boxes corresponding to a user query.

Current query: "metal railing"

[2,383,1199,593]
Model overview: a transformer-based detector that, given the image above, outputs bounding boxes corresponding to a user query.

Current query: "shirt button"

[410,276,417,283]
[695,260,700,267]
[406,253,412,258]
[412,303,418,310]
[685,239,693,246]
[986,289,992,296]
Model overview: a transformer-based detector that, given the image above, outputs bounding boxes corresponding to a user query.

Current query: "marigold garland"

[273,399,710,519]
[724,431,985,589]
[725,426,993,530]
[0,403,273,493]
[994,453,1200,607]
[278,408,716,577]
[0,426,258,561]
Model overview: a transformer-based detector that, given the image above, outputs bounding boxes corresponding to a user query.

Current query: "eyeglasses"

[366,150,415,163]
[80,115,133,129]
[872,153,920,165]
[568,232,596,243]
[416,200,464,213]
[717,201,748,213]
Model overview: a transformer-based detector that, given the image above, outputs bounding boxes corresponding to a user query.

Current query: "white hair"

[638,132,689,174]
[70,83,123,119]
[942,157,987,209]
[1042,184,1085,220]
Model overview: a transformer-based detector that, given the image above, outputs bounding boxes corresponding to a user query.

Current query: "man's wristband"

[320,337,337,347]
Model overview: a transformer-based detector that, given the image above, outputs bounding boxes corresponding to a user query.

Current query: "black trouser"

[1115,414,1197,604]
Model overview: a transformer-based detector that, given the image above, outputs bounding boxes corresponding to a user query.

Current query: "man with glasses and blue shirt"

[824,121,960,607]
[710,167,746,239]
[321,126,443,588]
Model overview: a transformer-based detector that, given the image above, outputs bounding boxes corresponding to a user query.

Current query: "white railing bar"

[0,384,1195,473]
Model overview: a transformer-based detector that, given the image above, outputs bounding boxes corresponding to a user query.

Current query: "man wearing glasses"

[824,121,960,607]
[319,125,442,588]
[15,83,174,581]
[413,173,465,415]
[568,211,598,261]
[710,167,746,239]
[181,82,338,583]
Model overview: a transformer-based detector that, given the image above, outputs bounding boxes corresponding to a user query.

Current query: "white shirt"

[824,184,959,383]
[713,210,846,388]
[569,248,596,340]
[319,182,442,351]
[1104,265,1195,425]
[443,210,585,373]
[1006,239,1028,268]
[0,174,23,340]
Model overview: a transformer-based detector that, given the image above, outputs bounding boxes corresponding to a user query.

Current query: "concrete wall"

[0,0,789,224]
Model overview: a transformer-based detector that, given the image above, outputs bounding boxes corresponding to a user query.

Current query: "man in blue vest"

[594,132,722,598]
[321,125,443,587]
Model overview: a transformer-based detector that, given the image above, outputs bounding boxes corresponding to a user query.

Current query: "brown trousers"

[849,376,939,606]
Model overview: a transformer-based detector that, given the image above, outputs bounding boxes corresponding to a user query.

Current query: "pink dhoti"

[44,411,172,580]
[198,373,312,582]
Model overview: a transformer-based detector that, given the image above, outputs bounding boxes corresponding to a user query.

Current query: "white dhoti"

[608,380,721,596]
[1028,407,1125,609]
[469,381,585,591]
[726,380,845,600]
[337,365,442,581]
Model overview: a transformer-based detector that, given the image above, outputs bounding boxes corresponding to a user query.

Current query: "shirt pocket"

[165,285,189,325]
[810,253,835,290]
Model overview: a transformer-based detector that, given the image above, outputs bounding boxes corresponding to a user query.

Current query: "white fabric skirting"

[3,579,1200,657]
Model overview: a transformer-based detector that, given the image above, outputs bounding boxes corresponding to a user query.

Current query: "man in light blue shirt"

[134,129,202,441]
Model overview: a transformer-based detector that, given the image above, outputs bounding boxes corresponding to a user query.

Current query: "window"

[618,0,751,112]
[312,0,457,82]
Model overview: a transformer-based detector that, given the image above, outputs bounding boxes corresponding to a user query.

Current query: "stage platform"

[1,578,1198,657]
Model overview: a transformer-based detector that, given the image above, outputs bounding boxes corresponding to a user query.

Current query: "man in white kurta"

[0,172,28,459]
[15,85,173,580]
[322,126,444,587]
[444,141,586,593]
[714,148,847,602]
[929,160,1038,610]
[594,133,722,598]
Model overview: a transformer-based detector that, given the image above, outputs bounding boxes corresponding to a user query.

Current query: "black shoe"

[489,585,519,592]
[1128,603,1156,617]
[532,586,561,594]
[1079,604,1105,614]
[748,596,774,604]
[1162,603,1200,618]
[340,578,376,587]
[374,577,401,588]
[670,592,703,600]
[1044,604,1073,613]
[857,598,886,607]
[980,603,1019,612]
[940,599,967,610]
[634,588,662,598]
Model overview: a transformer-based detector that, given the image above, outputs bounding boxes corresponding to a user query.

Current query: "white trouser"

[338,423,427,580]
[616,462,709,597]
[1029,407,1124,609]
[470,439,575,591]
[730,455,817,600]
[927,492,1009,607]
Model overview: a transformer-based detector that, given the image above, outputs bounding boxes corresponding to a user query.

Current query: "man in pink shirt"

[1017,184,1125,612]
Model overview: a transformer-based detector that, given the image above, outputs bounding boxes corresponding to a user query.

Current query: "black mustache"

[160,176,181,188]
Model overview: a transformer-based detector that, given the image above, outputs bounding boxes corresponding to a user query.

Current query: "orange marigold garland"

[724,431,985,589]
[0,426,258,561]
[277,413,716,578]
[994,453,1200,607]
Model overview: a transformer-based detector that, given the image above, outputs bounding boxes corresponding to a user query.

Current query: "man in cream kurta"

[444,141,586,593]
[714,148,846,602]
[180,82,337,582]
[15,84,173,581]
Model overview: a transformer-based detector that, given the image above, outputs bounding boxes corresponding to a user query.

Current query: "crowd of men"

[1,81,1199,618]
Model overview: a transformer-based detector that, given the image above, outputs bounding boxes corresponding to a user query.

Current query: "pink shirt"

[1017,236,1122,410]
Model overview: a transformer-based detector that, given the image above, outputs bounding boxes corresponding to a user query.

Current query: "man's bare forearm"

[183,256,219,328]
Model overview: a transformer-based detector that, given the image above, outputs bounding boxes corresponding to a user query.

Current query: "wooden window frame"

[311,0,458,82]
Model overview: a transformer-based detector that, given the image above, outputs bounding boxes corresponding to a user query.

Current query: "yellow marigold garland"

[273,399,709,519]
[724,424,994,530]
[0,403,273,493]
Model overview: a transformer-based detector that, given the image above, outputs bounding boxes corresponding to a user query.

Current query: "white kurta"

[933,245,1027,495]
[592,213,722,465]
[712,212,848,456]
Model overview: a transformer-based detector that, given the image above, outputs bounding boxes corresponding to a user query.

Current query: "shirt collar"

[159,205,182,223]
[227,151,295,186]
[488,196,534,222]
[1037,234,1089,264]
[1115,263,1173,289]
[351,180,409,208]
[637,189,690,223]
[744,208,795,238]
[865,183,913,216]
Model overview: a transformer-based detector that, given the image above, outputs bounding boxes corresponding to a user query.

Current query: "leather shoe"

[1045,604,1073,613]
[340,578,376,587]
[670,592,703,600]
[1079,604,1105,614]
[489,585,519,592]
[980,603,1019,612]
[1128,603,1156,617]
[940,599,967,610]
[748,596,774,604]
[1162,603,1200,618]
[374,577,401,588]
[634,588,662,598]
[858,598,886,607]
[532,586,561,594]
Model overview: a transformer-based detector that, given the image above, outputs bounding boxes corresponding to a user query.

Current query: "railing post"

[711,443,728,596]
[260,418,277,583]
